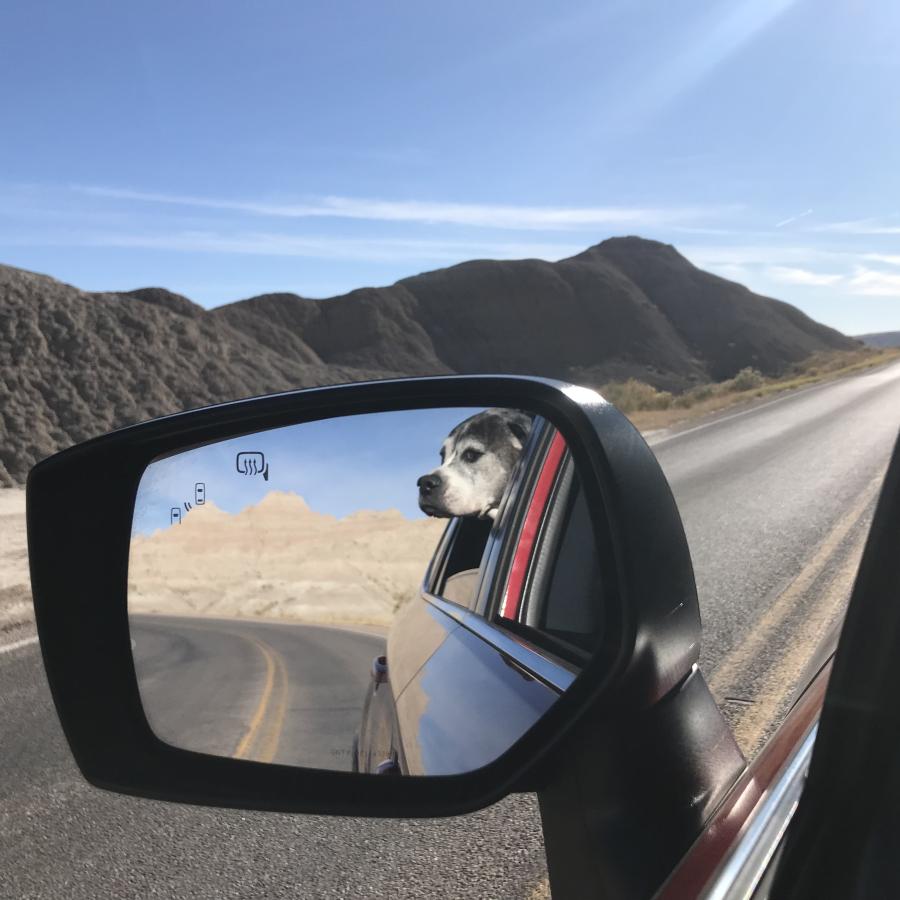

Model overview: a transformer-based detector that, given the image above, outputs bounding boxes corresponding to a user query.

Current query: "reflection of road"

[130,614,385,771]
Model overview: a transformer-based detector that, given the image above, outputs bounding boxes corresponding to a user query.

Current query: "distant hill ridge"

[0,237,856,485]
[856,331,900,349]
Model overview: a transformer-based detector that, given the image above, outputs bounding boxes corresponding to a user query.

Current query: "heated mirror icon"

[236,452,269,481]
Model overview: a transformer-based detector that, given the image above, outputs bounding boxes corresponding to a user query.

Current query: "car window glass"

[531,472,601,653]
[496,451,603,662]
[432,516,493,610]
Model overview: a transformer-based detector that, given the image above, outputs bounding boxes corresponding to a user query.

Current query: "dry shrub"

[601,379,673,412]
[727,367,765,392]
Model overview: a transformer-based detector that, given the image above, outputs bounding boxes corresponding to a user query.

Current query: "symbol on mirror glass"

[170,507,181,525]
[184,501,193,513]
[235,451,269,481]
[195,482,206,505]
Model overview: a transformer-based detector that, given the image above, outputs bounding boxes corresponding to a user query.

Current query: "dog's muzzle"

[417,473,447,517]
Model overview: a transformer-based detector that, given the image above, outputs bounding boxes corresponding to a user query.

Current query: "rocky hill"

[129,492,444,625]
[0,266,396,485]
[213,238,855,389]
[0,237,857,485]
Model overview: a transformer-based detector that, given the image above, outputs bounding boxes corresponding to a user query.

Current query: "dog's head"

[417,408,534,519]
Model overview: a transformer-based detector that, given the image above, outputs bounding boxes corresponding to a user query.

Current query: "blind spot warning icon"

[170,508,181,525]
[236,452,269,481]
[195,483,206,505]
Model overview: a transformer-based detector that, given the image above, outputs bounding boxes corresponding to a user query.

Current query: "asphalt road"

[650,361,900,752]
[130,615,385,771]
[3,361,900,899]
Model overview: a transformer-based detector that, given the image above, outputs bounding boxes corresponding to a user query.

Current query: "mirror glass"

[129,406,604,775]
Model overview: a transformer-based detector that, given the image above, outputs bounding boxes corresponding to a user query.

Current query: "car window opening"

[435,516,493,609]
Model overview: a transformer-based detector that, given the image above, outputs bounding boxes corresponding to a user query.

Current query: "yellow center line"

[708,468,886,753]
[256,642,291,764]
[731,528,865,755]
[233,635,278,760]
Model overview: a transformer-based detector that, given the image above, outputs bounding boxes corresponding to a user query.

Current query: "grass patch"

[602,347,900,432]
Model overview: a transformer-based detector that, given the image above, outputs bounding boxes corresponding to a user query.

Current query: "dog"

[417,408,534,520]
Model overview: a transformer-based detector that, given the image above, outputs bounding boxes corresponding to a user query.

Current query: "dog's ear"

[506,415,532,449]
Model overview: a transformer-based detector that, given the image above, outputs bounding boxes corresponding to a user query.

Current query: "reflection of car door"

[359,421,548,775]
[357,512,498,774]
[393,423,603,775]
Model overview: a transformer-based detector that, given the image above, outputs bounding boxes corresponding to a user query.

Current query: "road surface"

[3,361,900,898]
[650,362,900,752]
[130,614,384,771]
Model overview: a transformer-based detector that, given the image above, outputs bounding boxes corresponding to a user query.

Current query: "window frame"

[487,430,607,669]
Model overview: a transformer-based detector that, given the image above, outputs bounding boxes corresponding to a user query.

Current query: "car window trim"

[424,517,458,595]
[423,591,576,693]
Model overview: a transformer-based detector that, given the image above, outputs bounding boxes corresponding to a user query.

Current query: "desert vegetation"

[605,347,900,430]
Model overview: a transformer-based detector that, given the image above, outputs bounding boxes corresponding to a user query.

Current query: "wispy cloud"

[681,243,837,268]
[863,253,900,267]
[70,185,729,231]
[848,266,900,297]
[4,228,583,263]
[685,244,900,298]
[768,265,843,286]
[774,208,813,228]
[814,215,900,235]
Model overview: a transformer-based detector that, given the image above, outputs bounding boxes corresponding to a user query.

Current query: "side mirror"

[27,376,715,817]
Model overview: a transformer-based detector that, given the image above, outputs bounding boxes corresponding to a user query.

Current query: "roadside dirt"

[0,487,30,635]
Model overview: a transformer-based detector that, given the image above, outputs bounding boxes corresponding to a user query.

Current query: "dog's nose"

[417,474,442,496]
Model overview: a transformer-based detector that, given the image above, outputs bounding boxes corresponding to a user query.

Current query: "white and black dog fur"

[417,408,534,520]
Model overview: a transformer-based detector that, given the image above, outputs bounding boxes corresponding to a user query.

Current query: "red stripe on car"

[499,431,568,621]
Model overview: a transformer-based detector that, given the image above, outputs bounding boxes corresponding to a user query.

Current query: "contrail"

[775,208,813,228]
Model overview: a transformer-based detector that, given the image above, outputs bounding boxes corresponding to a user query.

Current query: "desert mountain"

[0,237,856,485]
[213,238,855,388]
[856,331,900,349]
[0,265,400,485]
[129,492,445,625]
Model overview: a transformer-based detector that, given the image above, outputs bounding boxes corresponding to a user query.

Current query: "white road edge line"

[0,635,39,655]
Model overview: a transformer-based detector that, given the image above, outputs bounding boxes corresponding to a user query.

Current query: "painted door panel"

[394,618,560,776]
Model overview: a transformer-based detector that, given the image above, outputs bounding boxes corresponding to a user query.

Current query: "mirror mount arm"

[535,666,745,900]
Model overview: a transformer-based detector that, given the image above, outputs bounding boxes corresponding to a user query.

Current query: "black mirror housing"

[27,375,701,817]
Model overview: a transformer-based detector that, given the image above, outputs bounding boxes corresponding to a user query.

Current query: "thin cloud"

[681,243,837,267]
[70,184,730,231]
[768,266,843,287]
[814,216,900,235]
[848,266,900,297]
[5,228,584,263]
[863,253,900,267]
[774,209,813,228]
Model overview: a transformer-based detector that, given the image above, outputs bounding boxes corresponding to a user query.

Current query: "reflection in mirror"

[129,406,603,776]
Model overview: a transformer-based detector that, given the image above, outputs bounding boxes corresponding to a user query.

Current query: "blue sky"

[132,407,481,534]
[3,0,900,334]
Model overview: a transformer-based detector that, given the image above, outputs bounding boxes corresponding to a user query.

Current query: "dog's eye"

[462,449,483,464]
